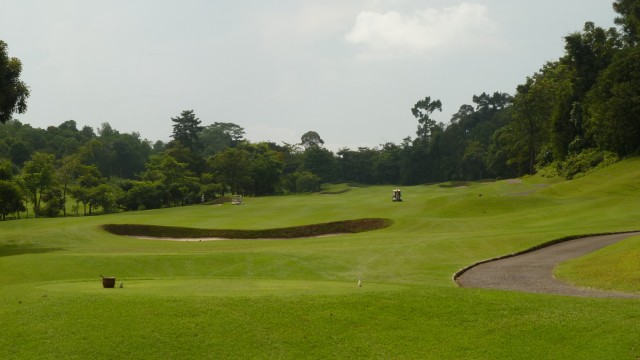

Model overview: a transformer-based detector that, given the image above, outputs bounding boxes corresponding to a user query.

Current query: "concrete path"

[456,232,640,298]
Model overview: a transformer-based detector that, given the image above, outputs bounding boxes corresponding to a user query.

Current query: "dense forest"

[1,0,640,219]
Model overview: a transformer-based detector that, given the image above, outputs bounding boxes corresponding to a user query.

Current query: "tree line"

[1,0,640,219]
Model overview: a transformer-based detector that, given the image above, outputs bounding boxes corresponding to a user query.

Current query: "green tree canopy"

[411,97,442,142]
[171,110,203,151]
[300,131,324,149]
[0,180,24,220]
[199,122,245,156]
[586,45,640,156]
[0,40,30,124]
[613,0,640,45]
[0,158,14,180]
[20,152,56,217]
[300,146,336,183]
[209,147,251,195]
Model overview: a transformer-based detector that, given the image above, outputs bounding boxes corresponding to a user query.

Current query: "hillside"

[0,157,639,359]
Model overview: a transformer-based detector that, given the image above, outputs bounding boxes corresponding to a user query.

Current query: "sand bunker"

[102,218,392,240]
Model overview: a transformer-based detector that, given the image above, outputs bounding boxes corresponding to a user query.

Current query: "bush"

[295,171,321,193]
[123,181,165,210]
[555,149,618,179]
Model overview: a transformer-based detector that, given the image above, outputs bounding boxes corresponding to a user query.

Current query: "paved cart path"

[456,232,640,298]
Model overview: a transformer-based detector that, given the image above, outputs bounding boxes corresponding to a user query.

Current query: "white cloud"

[258,2,361,47]
[345,2,501,58]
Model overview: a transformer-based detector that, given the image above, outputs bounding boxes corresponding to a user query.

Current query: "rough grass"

[2,158,640,359]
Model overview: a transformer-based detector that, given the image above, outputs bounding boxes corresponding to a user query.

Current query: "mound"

[319,189,351,195]
[101,218,392,240]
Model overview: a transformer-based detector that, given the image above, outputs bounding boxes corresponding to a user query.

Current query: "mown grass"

[1,158,640,359]
[556,235,640,292]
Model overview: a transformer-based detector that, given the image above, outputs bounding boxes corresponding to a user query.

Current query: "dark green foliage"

[170,110,203,151]
[0,40,29,124]
[336,147,376,184]
[300,146,336,183]
[564,22,621,96]
[245,142,284,196]
[120,181,165,211]
[586,46,640,156]
[8,141,30,166]
[91,123,152,178]
[0,180,23,219]
[199,122,245,156]
[554,149,619,179]
[141,152,200,206]
[613,0,640,45]
[165,142,205,175]
[300,130,324,149]
[411,97,442,141]
[41,187,64,217]
[0,158,13,180]
[208,147,252,194]
[20,152,55,217]
[295,171,321,193]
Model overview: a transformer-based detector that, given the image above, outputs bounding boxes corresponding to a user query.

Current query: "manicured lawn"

[1,158,640,359]
[556,235,640,292]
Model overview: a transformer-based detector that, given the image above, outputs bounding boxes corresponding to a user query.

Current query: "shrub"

[555,149,618,179]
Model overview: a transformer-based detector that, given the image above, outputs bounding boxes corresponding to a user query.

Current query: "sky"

[0,0,618,151]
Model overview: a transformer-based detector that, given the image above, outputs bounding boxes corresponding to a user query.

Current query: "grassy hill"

[1,158,639,359]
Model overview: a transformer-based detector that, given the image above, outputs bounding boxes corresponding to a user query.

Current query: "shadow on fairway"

[0,244,64,257]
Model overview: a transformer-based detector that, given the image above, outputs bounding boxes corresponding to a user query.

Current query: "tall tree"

[69,164,104,216]
[337,147,377,184]
[564,22,621,96]
[510,64,559,174]
[372,142,401,184]
[199,122,245,156]
[209,147,251,195]
[586,45,640,156]
[165,142,205,176]
[0,180,24,220]
[0,158,14,180]
[0,40,30,124]
[300,146,336,183]
[0,158,23,220]
[20,152,56,217]
[57,155,82,217]
[141,152,200,205]
[613,0,640,45]
[171,110,203,151]
[300,131,324,149]
[411,97,442,142]
[244,142,285,196]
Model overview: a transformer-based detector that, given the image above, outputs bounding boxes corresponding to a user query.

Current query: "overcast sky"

[1,0,618,151]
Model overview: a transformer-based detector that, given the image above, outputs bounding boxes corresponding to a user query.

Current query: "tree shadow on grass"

[0,244,64,257]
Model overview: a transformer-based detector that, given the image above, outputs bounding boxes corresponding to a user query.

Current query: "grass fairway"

[1,158,640,359]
